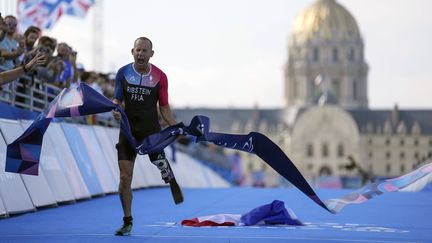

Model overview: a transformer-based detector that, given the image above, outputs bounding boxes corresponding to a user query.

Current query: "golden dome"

[291,0,361,44]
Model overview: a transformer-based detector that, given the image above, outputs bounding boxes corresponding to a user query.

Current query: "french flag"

[181,200,303,227]
[182,214,241,227]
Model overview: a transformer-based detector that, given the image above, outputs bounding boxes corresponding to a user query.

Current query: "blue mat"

[0,187,431,242]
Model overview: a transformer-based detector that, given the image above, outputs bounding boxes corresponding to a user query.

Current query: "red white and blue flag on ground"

[17,0,95,33]
[181,200,303,226]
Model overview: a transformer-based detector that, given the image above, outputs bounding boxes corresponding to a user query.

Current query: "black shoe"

[115,223,132,236]
[115,216,133,236]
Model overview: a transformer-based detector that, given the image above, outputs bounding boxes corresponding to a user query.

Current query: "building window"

[368,138,372,145]
[307,143,313,157]
[322,143,329,158]
[428,151,432,159]
[332,47,339,62]
[414,139,419,146]
[319,166,332,176]
[400,152,405,159]
[353,80,358,100]
[386,151,391,159]
[414,152,419,160]
[337,143,344,158]
[313,47,319,62]
[400,164,405,174]
[385,138,391,146]
[331,79,340,102]
[386,164,391,173]
[429,139,432,146]
[400,139,405,146]
[368,151,373,159]
[348,48,355,61]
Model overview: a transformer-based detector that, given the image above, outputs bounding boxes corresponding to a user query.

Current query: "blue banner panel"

[61,123,104,196]
[76,125,117,193]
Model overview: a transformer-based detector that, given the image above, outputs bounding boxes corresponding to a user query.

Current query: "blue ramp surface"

[61,123,104,196]
[0,188,431,243]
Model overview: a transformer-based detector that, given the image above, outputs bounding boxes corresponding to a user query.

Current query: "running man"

[112,37,180,236]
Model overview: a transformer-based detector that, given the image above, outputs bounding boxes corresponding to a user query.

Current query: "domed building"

[285,0,368,109]
[175,0,432,187]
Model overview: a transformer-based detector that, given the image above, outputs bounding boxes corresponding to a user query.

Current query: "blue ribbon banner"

[4,83,432,214]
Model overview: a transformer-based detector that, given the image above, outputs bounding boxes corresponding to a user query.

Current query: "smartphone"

[39,46,50,54]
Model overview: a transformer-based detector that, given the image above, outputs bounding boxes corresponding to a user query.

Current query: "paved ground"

[0,187,431,243]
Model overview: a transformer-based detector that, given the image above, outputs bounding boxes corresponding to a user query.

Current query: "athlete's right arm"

[112,99,121,121]
[112,68,124,121]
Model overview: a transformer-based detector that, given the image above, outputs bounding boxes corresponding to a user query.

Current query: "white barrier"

[168,147,230,188]
[47,123,91,200]
[0,193,5,216]
[103,127,151,189]
[92,126,119,185]
[0,128,34,215]
[76,124,117,193]
[0,116,230,217]
[20,120,75,203]
[0,119,57,208]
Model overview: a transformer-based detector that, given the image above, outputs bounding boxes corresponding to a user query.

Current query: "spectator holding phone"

[0,52,46,85]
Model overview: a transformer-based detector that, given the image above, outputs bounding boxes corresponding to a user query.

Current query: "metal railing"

[0,65,116,126]
[0,66,60,113]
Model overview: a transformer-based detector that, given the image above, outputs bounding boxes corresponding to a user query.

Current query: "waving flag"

[17,0,95,33]
[4,83,432,214]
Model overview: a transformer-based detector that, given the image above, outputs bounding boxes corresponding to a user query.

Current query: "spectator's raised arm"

[0,52,46,85]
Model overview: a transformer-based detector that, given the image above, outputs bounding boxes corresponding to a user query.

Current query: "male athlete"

[112,37,181,236]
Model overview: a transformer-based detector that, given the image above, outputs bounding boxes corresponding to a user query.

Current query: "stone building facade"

[175,0,432,187]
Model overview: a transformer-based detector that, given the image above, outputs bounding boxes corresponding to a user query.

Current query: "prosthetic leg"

[151,156,184,204]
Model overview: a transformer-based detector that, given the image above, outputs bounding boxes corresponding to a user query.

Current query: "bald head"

[134,37,153,50]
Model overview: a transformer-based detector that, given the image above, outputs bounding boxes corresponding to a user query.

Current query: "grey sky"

[45,0,432,109]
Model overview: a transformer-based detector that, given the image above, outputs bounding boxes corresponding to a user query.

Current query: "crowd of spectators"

[0,13,244,185]
[0,13,115,105]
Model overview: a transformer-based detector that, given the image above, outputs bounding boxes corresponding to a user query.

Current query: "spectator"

[0,15,24,70]
[87,72,103,94]
[0,15,7,64]
[23,26,41,52]
[0,52,47,86]
[71,62,85,88]
[23,36,62,84]
[15,26,41,105]
[104,73,116,98]
[56,42,76,88]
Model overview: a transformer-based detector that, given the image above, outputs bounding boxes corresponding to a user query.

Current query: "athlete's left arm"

[159,105,177,126]
[158,72,178,126]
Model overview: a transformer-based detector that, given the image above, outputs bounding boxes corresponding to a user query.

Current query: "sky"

[37,0,432,109]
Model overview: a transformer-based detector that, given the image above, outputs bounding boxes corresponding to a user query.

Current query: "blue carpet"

[0,187,431,243]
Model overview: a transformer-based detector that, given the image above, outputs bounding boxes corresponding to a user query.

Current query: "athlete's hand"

[112,110,121,121]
